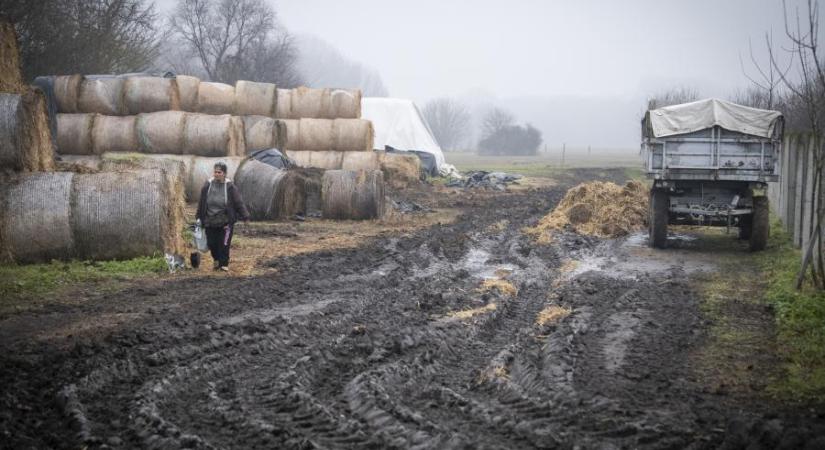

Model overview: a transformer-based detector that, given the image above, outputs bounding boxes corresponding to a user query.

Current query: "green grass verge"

[757,219,825,402]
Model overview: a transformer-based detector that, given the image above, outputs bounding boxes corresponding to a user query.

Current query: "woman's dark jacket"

[196,179,251,225]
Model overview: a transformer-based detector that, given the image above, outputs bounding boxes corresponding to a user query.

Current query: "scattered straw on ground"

[526,180,648,241]
[536,305,571,326]
[478,279,518,297]
[477,365,510,384]
[448,303,497,319]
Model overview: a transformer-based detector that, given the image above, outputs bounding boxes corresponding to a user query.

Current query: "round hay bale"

[92,115,137,154]
[297,118,334,151]
[275,88,292,118]
[235,81,276,116]
[176,75,200,112]
[281,119,300,150]
[0,172,75,263]
[77,77,126,115]
[341,151,380,171]
[71,170,184,260]
[183,113,245,157]
[0,91,55,171]
[242,115,277,153]
[123,76,181,114]
[330,89,361,118]
[0,19,24,93]
[136,111,186,154]
[234,158,287,220]
[196,82,235,115]
[321,169,385,220]
[285,150,344,169]
[57,113,96,155]
[53,75,83,113]
[333,119,373,151]
[290,87,331,119]
[566,203,593,225]
[379,152,420,187]
[189,156,242,203]
[273,119,287,151]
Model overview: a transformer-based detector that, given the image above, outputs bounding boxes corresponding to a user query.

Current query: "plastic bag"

[193,220,208,252]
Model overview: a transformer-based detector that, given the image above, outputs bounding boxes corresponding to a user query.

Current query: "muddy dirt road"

[1,169,823,449]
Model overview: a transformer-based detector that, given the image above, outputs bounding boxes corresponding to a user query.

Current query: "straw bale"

[136,111,186,154]
[341,151,380,171]
[289,87,331,119]
[0,90,54,171]
[243,115,278,153]
[56,155,101,173]
[53,75,83,113]
[527,180,649,240]
[0,172,75,263]
[189,156,242,203]
[196,82,235,114]
[176,75,200,111]
[379,152,420,187]
[0,19,24,93]
[72,170,184,260]
[333,119,373,151]
[77,77,126,115]
[123,76,181,114]
[275,88,292,118]
[57,113,96,155]
[296,118,334,151]
[92,115,137,154]
[235,81,276,116]
[183,113,245,157]
[234,158,287,220]
[285,150,344,170]
[330,89,361,118]
[321,169,385,220]
[281,119,301,149]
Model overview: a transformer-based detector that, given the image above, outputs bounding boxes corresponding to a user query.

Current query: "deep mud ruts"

[1,169,823,449]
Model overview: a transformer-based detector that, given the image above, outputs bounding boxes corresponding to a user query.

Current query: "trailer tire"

[738,215,752,240]
[649,188,668,249]
[749,196,769,251]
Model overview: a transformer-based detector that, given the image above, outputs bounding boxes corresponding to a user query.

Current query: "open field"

[446,150,643,175]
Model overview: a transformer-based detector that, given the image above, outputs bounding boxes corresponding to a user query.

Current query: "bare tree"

[421,98,471,151]
[1,0,162,79]
[168,0,302,86]
[294,35,389,96]
[740,32,793,109]
[646,87,700,110]
[480,107,515,139]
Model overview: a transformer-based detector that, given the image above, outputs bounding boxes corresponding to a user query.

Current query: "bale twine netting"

[196,82,235,115]
[0,91,55,171]
[242,115,287,153]
[0,19,24,93]
[276,87,362,119]
[188,156,243,203]
[234,159,307,220]
[235,81,276,116]
[57,113,95,155]
[99,153,188,208]
[77,76,126,116]
[284,118,373,152]
[53,75,83,113]
[321,170,385,220]
[92,115,137,154]
[123,76,180,114]
[135,111,186,154]
[183,114,245,157]
[0,170,185,263]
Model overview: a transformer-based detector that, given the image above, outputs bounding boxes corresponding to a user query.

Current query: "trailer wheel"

[749,196,769,251]
[738,215,752,240]
[649,189,668,248]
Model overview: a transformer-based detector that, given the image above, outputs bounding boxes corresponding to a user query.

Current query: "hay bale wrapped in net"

[234,159,307,220]
[176,75,200,112]
[197,82,235,114]
[136,111,186,154]
[72,170,185,260]
[286,150,344,170]
[0,172,75,263]
[0,19,24,93]
[275,88,292,118]
[281,119,300,150]
[330,89,361,118]
[341,151,380,171]
[183,114,245,157]
[287,87,331,119]
[380,152,420,187]
[57,113,96,155]
[0,91,55,171]
[333,119,373,151]
[242,115,287,153]
[53,75,83,113]
[123,76,181,114]
[321,170,385,220]
[189,156,243,203]
[296,118,334,151]
[92,115,137,154]
[77,77,126,115]
[235,81,276,116]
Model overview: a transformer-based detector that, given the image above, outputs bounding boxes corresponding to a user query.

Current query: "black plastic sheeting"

[385,146,435,177]
[249,148,295,170]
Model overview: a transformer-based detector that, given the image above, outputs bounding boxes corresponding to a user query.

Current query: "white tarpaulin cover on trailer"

[648,98,783,138]
[361,97,448,172]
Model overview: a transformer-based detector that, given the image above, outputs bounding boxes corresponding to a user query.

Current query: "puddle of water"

[221,297,339,325]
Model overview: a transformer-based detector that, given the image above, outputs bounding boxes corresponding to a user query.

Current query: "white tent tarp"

[648,98,782,138]
[361,97,449,173]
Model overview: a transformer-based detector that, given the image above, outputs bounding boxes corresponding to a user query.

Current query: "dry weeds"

[478,279,518,297]
[536,305,571,326]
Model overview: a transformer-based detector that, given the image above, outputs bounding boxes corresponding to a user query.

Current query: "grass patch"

[756,218,825,402]
[0,257,167,315]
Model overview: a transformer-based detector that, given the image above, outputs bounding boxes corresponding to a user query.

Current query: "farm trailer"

[641,98,784,250]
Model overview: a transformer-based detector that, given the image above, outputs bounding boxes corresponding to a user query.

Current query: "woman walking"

[196,162,250,271]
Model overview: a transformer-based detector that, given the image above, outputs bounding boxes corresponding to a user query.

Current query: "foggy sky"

[155,0,819,148]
